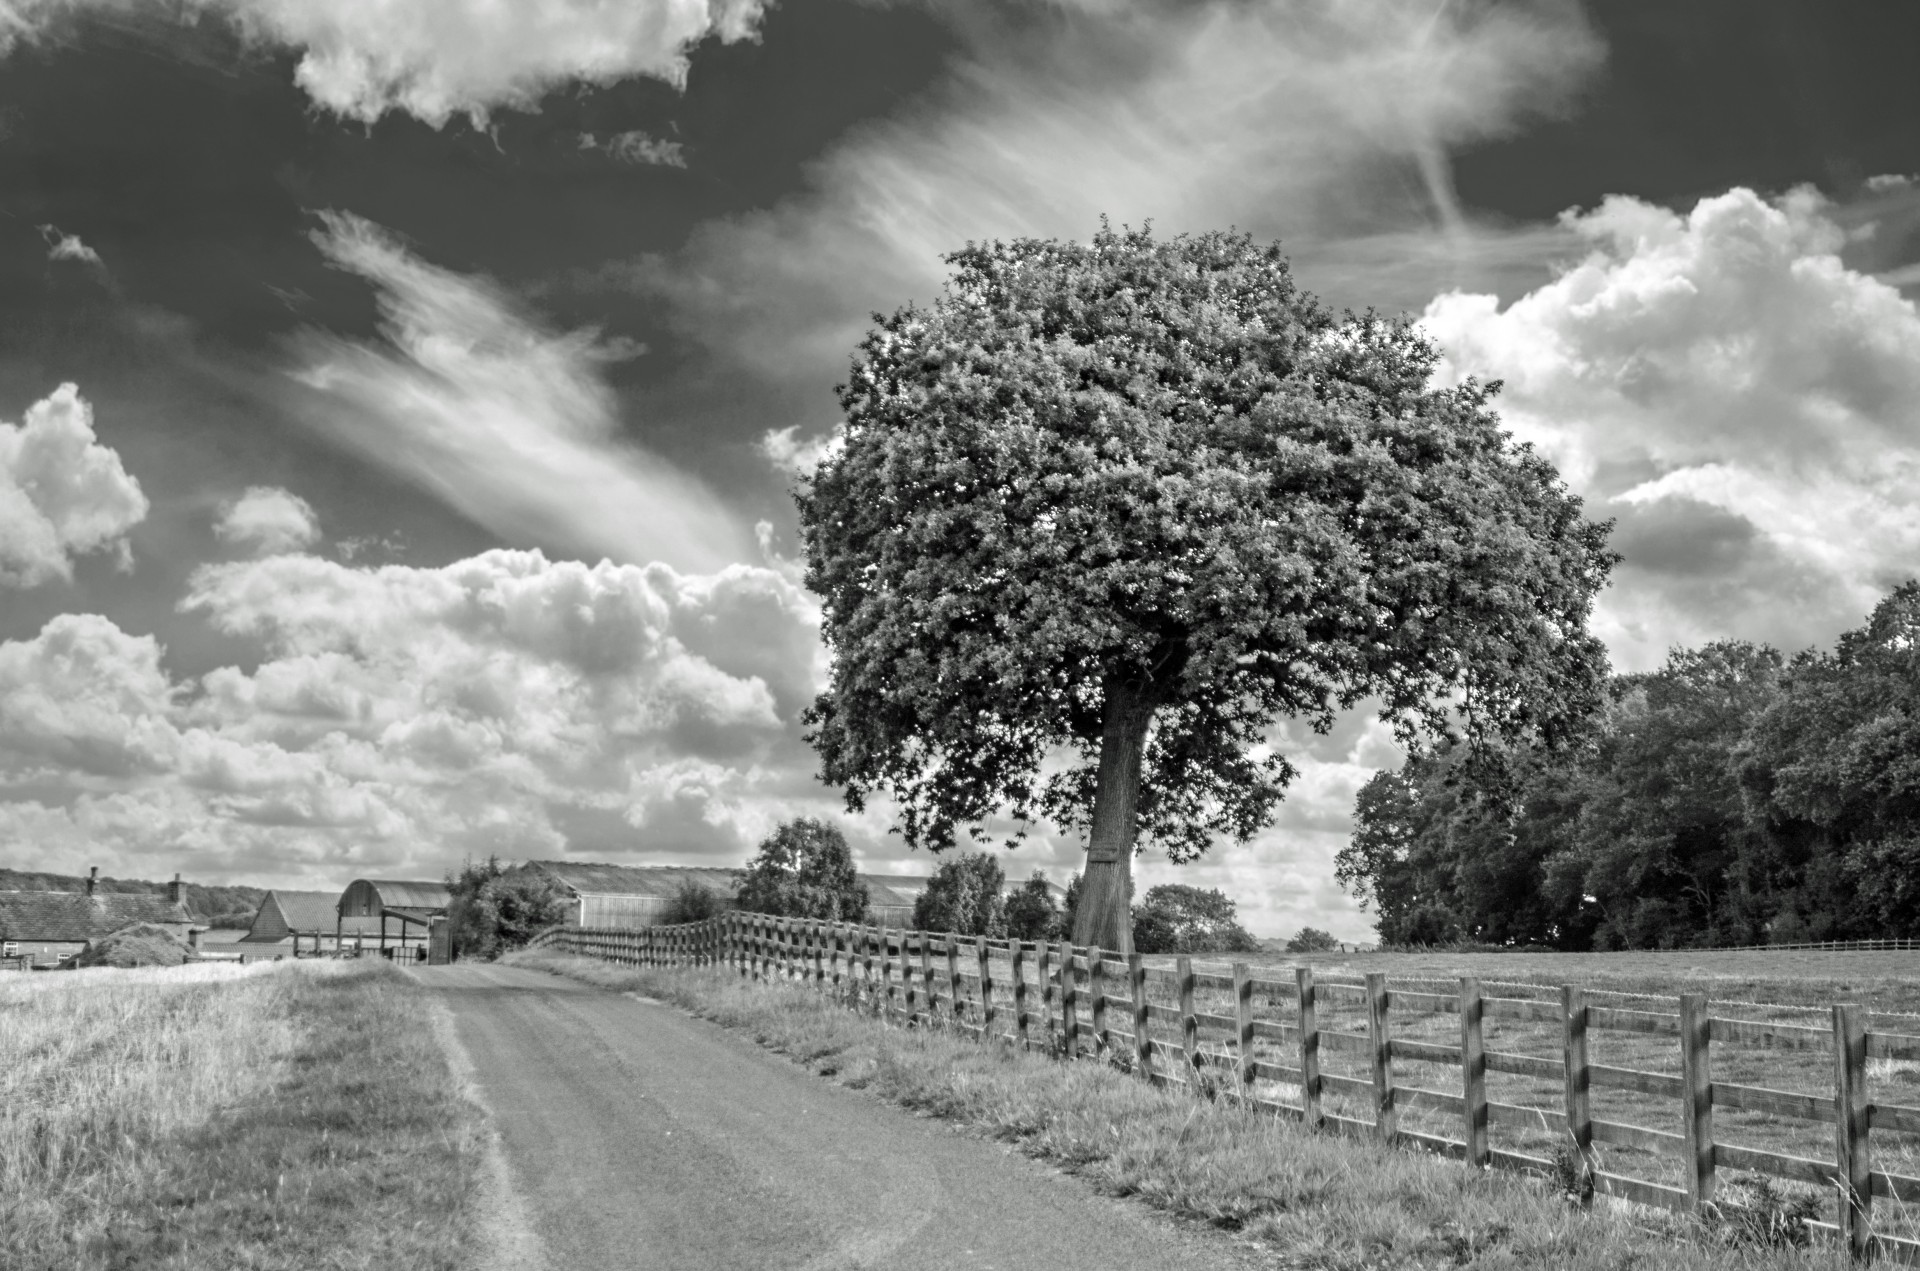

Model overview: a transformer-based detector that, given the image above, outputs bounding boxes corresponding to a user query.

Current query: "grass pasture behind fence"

[536,915,1920,1265]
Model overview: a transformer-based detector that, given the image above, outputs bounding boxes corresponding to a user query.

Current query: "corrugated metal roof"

[349,879,452,910]
[0,890,191,942]
[529,862,740,897]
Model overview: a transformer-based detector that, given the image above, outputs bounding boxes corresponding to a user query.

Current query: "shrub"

[73,923,189,968]
[662,879,725,925]
[1131,885,1261,954]
[734,818,869,922]
[446,857,569,961]
[912,853,1008,937]
[1004,871,1061,941]
[1284,926,1339,953]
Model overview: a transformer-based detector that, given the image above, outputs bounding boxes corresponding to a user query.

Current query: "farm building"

[525,861,1066,929]
[241,890,384,956]
[0,868,196,967]
[335,879,451,959]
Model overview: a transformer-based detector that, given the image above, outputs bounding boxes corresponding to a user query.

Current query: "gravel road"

[424,963,1265,1271]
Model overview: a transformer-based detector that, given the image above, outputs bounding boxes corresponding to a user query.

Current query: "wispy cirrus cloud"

[288,212,752,574]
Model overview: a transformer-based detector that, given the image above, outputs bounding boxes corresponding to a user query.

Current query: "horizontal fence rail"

[529,916,1920,1265]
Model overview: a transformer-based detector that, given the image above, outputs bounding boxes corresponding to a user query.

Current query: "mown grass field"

[516,945,1865,1271]
[0,960,484,1271]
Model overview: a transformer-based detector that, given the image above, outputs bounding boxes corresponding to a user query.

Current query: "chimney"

[168,873,184,907]
[86,866,98,897]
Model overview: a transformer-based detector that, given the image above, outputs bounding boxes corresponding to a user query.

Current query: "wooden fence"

[529,916,1920,1264]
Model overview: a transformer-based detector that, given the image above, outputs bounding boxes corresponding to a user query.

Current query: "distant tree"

[1285,926,1339,953]
[800,223,1617,953]
[1060,873,1082,939]
[911,853,1008,937]
[1130,884,1261,954]
[1003,870,1061,941]
[733,818,869,923]
[661,878,725,926]
[446,857,568,961]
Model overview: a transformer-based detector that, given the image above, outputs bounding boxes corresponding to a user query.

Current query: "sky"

[2,0,1919,940]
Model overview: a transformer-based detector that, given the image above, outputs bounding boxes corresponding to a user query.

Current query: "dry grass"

[0,960,483,1271]
[511,948,1840,1271]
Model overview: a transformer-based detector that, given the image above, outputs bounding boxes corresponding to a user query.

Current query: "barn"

[0,868,196,968]
[335,879,451,960]
[241,890,383,956]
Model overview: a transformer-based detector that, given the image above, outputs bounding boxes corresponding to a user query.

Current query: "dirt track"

[423,963,1260,1271]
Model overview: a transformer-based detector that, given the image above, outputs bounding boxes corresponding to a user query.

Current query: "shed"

[0,868,195,967]
[243,889,383,956]
[526,862,740,929]
[336,879,451,958]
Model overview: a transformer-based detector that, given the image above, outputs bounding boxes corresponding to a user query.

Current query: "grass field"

[0,960,484,1271]
[514,946,1861,1271]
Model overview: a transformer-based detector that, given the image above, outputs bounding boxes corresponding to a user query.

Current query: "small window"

[2,942,18,958]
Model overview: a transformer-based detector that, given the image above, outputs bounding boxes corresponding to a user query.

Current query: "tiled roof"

[248,890,382,938]
[0,890,192,942]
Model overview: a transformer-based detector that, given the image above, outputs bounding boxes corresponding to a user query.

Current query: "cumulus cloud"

[289,212,751,573]
[0,0,770,127]
[0,547,834,885]
[38,222,102,265]
[1421,186,1920,667]
[580,129,687,168]
[214,486,321,556]
[0,383,148,587]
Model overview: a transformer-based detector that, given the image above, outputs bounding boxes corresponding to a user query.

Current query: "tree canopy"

[733,817,870,923]
[910,852,1009,937]
[1337,584,1920,948]
[1004,871,1063,941]
[446,857,568,961]
[800,222,1616,951]
[1130,883,1261,954]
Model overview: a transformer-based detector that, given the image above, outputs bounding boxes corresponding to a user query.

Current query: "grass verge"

[1,960,483,1271]
[509,948,1835,1271]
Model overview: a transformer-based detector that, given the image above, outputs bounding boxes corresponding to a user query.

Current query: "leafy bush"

[1131,885,1261,954]
[1285,926,1339,953]
[1004,871,1061,941]
[661,879,725,925]
[911,853,1008,937]
[734,818,869,922]
[446,857,569,961]
[74,923,190,968]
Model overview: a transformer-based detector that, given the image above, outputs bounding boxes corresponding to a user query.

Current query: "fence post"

[1680,993,1715,1209]
[946,936,963,1027]
[1562,985,1593,1199]
[1012,942,1029,1047]
[919,931,934,1022]
[902,930,918,1021]
[1367,973,1395,1142]
[1129,951,1152,1081]
[1060,940,1080,1058]
[1834,1003,1871,1261]
[863,927,879,1016]
[1177,956,1198,1083]
[977,936,995,1040]
[1298,967,1322,1127]
[1089,947,1109,1057]
[1461,977,1489,1169]
[1036,943,1053,1050]
[1232,962,1254,1099]
[880,928,896,1020]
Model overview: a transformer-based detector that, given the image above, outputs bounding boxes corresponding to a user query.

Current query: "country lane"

[420,962,1266,1271]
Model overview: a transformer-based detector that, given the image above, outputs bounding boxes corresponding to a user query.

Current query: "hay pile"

[73,923,191,969]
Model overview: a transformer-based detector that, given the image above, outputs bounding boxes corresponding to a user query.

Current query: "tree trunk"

[1072,676,1157,954]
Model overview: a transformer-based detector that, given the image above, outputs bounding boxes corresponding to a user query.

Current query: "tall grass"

[0,960,482,1271]
[511,948,1834,1271]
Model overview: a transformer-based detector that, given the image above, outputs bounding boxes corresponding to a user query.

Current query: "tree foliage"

[1130,884,1261,954]
[800,222,1615,951]
[661,879,725,926]
[1004,870,1063,941]
[1285,926,1340,953]
[1337,585,1920,948]
[733,818,869,923]
[446,857,568,961]
[911,852,1009,937]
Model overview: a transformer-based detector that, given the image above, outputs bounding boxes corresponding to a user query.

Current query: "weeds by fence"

[530,915,1920,1265]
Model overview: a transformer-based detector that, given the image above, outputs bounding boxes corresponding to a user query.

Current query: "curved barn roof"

[338,878,451,918]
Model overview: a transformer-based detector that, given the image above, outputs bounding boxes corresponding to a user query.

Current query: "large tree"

[733,818,870,923]
[800,224,1615,951]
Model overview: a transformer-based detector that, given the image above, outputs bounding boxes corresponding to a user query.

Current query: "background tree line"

[1336,584,1920,950]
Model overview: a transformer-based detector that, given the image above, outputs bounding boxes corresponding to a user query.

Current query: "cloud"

[1420,186,1920,667]
[0,383,148,587]
[0,547,835,886]
[0,0,771,127]
[214,486,321,556]
[580,129,688,168]
[289,211,752,573]
[603,0,1602,390]
[38,222,102,266]
[758,424,841,477]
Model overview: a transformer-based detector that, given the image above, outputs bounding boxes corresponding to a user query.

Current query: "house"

[0,868,196,967]
[524,860,1065,930]
[241,889,385,956]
